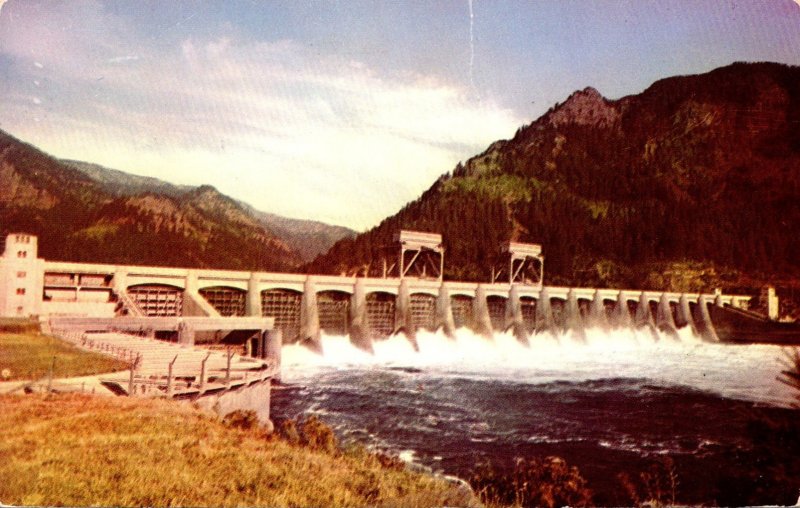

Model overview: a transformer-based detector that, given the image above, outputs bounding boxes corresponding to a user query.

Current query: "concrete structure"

[0,233,754,348]
[0,234,45,317]
[761,286,780,320]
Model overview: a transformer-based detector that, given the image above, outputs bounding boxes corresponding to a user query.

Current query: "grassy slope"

[0,394,473,508]
[0,331,127,381]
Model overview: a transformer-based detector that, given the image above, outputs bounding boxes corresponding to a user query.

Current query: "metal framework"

[366,292,395,338]
[520,296,537,333]
[450,295,473,329]
[261,289,301,340]
[317,290,350,335]
[491,241,544,286]
[409,293,436,331]
[397,231,444,280]
[486,295,507,331]
[200,286,246,317]
[127,284,183,317]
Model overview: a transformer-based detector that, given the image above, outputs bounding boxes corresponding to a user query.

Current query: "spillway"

[274,326,796,506]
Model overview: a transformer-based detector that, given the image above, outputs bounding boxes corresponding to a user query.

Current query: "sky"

[1,1,799,230]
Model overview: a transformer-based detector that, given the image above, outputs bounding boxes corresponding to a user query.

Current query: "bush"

[221,410,260,431]
[277,418,301,445]
[616,457,678,507]
[299,415,338,454]
[470,456,593,508]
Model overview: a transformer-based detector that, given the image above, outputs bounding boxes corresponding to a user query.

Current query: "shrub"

[299,415,338,454]
[470,456,593,508]
[221,410,260,431]
[277,418,301,445]
[616,457,678,507]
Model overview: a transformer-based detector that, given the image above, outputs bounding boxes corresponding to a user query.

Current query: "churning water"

[271,328,798,505]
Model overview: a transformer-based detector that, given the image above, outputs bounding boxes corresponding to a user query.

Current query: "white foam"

[280,327,796,407]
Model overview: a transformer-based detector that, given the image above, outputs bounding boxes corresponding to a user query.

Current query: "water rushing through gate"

[273,327,797,505]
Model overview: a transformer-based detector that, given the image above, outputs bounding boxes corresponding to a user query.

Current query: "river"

[271,327,798,505]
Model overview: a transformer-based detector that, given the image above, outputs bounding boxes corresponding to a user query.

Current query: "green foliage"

[0,318,40,334]
[313,62,800,290]
[277,415,339,454]
[713,407,800,506]
[442,175,535,202]
[0,394,473,508]
[298,414,338,454]
[0,332,127,381]
[278,418,301,445]
[0,130,304,271]
[470,456,593,508]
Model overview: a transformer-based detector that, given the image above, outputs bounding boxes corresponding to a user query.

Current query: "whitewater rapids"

[282,326,796,408]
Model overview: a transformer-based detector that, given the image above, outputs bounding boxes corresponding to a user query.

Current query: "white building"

[0,233,45,317]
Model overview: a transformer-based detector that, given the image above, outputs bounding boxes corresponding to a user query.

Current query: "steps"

[54,330,276,397]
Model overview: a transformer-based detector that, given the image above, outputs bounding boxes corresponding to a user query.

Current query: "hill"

[62,160,355,262]
[310,62,800,293]
[0,131,301,270]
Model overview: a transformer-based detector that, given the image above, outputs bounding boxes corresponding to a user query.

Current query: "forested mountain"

[62,160,354,262]
[310,62,800,292]
[0,131,303,270]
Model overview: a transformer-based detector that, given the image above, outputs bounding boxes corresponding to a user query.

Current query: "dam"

[0,231,759,352]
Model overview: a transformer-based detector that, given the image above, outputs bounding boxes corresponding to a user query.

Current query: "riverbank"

[0,393,476,507]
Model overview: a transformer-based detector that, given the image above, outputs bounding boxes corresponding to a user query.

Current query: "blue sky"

[1,1,799,230]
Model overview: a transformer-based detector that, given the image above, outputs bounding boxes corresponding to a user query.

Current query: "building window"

[17,271,26,278]
[16,288,26,295]
[16,306,23,316]
[17,250,27,258]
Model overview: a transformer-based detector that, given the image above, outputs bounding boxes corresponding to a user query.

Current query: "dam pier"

[0,232,758,354]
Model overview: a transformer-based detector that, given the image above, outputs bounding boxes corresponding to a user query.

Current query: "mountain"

[0,130,301,270]
[239,205,355,263]
[310,62,800,293]
[62,160,193,198]
[61,160,354,262]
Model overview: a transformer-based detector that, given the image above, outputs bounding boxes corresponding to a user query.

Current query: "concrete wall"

[0,234,44,317]
[0,235,753,342]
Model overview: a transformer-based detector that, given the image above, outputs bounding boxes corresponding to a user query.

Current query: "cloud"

[107,55,140,64]
[0,1,521,229]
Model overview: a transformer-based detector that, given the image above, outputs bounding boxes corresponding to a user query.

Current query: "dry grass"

[0,331,127,381]
[0,393,476,507]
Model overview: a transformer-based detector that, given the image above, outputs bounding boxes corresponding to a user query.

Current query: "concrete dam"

[0,232,754,353]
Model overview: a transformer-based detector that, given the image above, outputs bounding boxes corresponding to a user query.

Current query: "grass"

[0,394,476,508]
[0,331,128,381]
[442,174,535,202]
[0,317,40,334]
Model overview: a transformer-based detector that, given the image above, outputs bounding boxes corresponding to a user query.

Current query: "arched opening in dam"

[409,293,437,331]
[450,295,473,329]
[520,296,536,333]
[486,295,507,332]
[127,283,184,316]
[317,290,350,336]
[261,288,302,342]
[273,325,797,506]
[199,286,247,316]
[366,291,396,339]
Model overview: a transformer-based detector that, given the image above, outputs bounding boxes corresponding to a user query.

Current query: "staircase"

[56,330,276,397]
